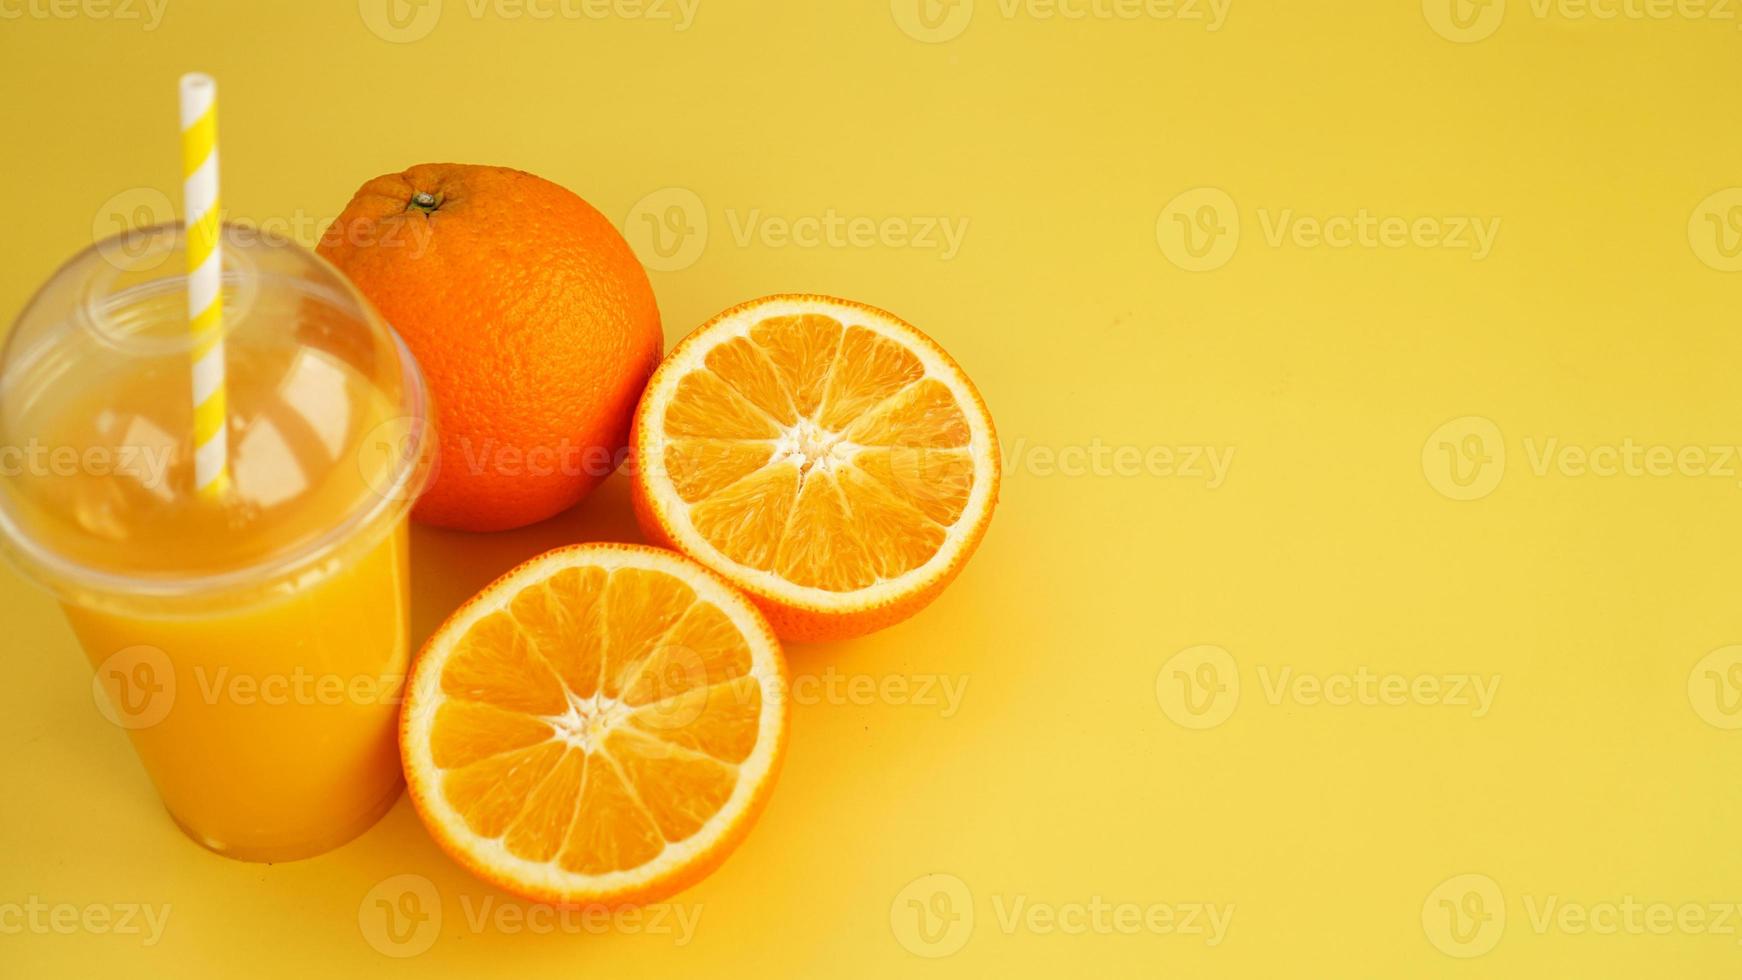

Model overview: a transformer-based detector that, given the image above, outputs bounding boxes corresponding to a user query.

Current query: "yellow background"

[3,0,1741,975]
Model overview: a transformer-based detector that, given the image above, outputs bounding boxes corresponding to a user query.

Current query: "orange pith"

[401,543,788,906]
[631,295,999,642]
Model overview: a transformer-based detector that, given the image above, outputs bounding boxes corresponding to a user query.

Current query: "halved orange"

[631,295,999,642]
[400,543,788,906]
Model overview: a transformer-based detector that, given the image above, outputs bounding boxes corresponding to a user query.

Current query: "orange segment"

[775,473,877,591]
[429,700,553,770]
[507,565,606,699]
[665,371,779,439]
[401,543,789,906]
[441,612,567,714]
[665,439,776,503]
[630,675,764,764]
[816,325,925,431]
[835,465,947,580]
[842,378,971,448]
[748,313,843,416]
[558,752,666,875]
[633,295,1000,641]
[848,446,974,526]
[502,748,587,863]
[705,337,797,425]
[443,741,567,839]
[620,601,753,707]
[689,461,801,569]
[600,568,695,698]
[607,729,738,842]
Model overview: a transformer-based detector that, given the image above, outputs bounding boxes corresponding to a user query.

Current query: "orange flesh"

[661,313,977,592]
[429,566,763,875]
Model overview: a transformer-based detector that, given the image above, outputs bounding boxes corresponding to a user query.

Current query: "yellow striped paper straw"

[180,73,228,498]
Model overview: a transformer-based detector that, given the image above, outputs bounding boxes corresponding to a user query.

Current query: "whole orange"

[318,164,661,531]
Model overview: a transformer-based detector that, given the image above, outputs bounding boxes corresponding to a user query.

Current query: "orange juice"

[35,352,411,861]
[0,224,433,862]
[63,528,410,861]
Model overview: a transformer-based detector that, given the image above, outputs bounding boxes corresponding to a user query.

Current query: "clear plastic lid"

[0,222,434,607]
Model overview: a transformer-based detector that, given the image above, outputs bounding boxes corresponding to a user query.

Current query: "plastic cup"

[0,222,434,862]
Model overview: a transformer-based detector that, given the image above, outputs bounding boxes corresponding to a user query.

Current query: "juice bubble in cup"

[0,222,434,862]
